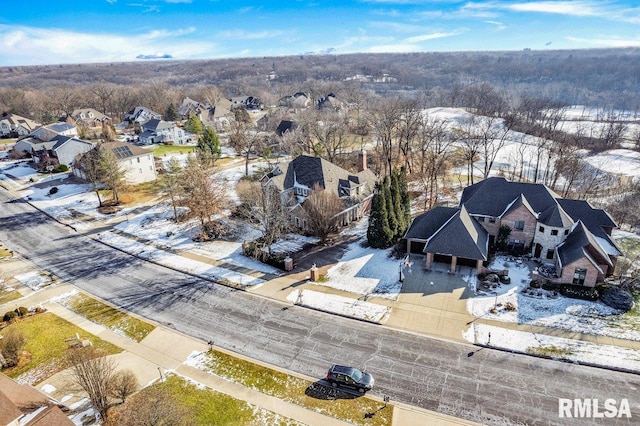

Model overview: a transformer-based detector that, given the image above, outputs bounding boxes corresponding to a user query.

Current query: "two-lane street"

[1,187,638,425]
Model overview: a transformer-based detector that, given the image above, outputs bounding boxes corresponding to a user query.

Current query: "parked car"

[326,364,374,393]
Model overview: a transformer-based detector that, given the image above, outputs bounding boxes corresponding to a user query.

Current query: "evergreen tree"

[165,103,178,121]
[399,166,412,235]
[185,113,204,134]
[383,175,398,244]
[367,183,393,248]
[390,169,406,237]
[196,127,222,167]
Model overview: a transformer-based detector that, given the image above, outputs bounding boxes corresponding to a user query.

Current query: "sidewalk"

[1,276,479,426]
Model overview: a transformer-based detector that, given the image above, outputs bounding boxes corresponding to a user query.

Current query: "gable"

[424,206,488,260]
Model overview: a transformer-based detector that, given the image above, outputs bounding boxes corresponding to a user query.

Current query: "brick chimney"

[357,149,367,172]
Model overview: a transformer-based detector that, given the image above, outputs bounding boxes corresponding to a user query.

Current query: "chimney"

[357,149,367,172]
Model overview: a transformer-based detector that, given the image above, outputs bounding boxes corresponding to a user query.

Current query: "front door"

[534,243,542,258]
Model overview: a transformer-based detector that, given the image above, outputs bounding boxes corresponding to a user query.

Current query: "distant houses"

[0,113,41,138]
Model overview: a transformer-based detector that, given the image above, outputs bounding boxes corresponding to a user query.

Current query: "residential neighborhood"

[1,36,640,426]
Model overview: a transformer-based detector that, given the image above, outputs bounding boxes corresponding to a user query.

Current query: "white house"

[106,142,156,184]
[139,119,193,145]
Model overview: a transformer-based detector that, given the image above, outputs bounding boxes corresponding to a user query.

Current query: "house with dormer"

[261,152,376,231]
[124,106,161,124]
[404,177,622,286]
[70,108,112,128]
[138,119,192,145]
[0,113,41,137]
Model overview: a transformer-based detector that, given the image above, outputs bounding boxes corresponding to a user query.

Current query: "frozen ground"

[464,323,640,373]
[467,255,640,342]
[320,216,402,300]
[286,289,391,323]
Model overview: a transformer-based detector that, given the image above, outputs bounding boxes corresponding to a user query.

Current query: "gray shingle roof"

[423,205,488,260]
[404,206,459,240]
[460,177,559,217]
[274,155,375,198]
[557,221,612,270]
[538,203,573,228]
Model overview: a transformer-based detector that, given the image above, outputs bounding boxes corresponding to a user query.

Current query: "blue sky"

[1,1,639,66]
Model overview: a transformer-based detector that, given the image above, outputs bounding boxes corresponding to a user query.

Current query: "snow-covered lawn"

[286,289,391,323]
[98,231,267,287]
[14,271,50,290]
[467,255,640,341]
[464,323,640,373]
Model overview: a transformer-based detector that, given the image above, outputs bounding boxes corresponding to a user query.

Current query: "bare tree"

[180,155,228,237]
[0,328,26,367]
[109,369,139,403]
[415,114,455,209]
[236,180,288,258]
[369,97,404,176]
[98,144,126,204]
[74,148,105,207]
[158,158,183,222]
[302,184,344,241]
[65,346,116,420]
[229,109,267,176]
[105,384,194,426]
[90,83,116,115]
[299,109,350,163]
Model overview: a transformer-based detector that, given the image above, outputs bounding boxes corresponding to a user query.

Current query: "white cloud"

[566,35,640,47]
[405,29,465,43]
[0,24,215,66]
[484,20,507,30]
[507,1,601,16]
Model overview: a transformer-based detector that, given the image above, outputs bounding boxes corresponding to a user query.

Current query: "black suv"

[326,364,374,393]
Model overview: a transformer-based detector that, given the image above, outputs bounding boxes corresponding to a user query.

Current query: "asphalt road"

[1,187,638,425]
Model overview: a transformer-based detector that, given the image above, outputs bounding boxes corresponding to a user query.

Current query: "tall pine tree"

[383,175,398,245]
[399,166,411,236]
[367,182,393,248]
[390,169,406,238]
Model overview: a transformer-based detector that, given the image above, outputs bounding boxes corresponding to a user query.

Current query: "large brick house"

[404,177,622,287]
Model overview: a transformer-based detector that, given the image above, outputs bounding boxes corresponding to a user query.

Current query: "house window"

[539,226,544,233]
[564,229,569,235]
[137,157,140,163]
[551,229,558,236]
[572,268,587,285]
[514,220,524,231]
[488,217,496,223]
[546,249,554,260]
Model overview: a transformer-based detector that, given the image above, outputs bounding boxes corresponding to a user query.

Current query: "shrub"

[15,307,28,317]
[48,187,59,195]
[3,311,17,322]
[53,164,68,173]
[600,287,634,311]
[559,285,600,301]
